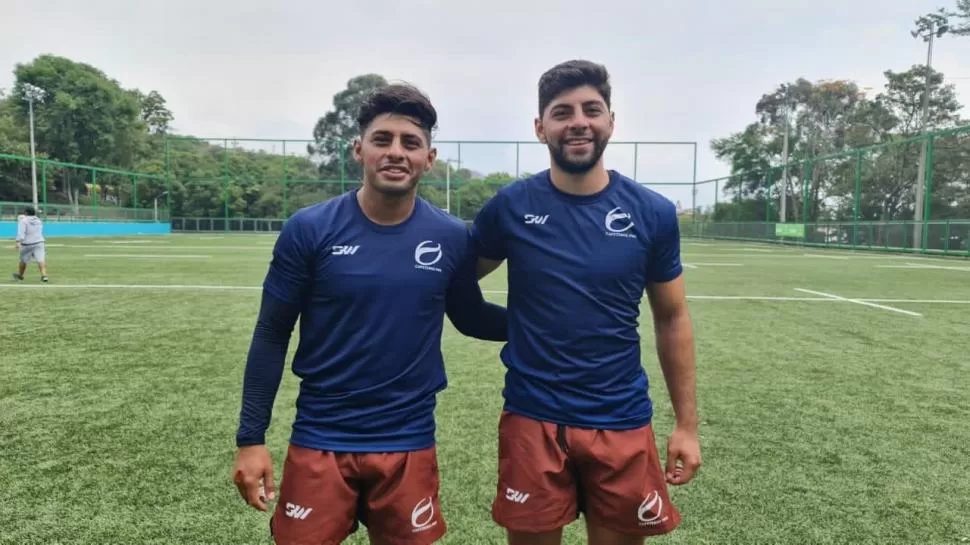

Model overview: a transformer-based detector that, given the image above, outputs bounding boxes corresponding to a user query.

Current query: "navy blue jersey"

[239,191,504,452]
[472,170,683,430]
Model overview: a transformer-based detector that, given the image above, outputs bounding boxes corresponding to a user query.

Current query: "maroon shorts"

[270,444,446,545]
[491,411,682,537]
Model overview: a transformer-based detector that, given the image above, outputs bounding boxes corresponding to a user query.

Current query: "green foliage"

[708,63,968,223]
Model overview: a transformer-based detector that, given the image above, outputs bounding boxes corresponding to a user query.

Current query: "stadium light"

[21,83,46,210]
[911,15,948,250]
[154,190,169,222]
[443,158,459,214]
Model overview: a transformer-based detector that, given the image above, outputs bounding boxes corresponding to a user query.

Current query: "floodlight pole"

[22,83,46,210]
[443,158,459,214]
[912,18,943,250]
[154,190,169,222]
[780,87,791,223]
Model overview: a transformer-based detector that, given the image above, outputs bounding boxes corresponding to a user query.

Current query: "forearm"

[448,299,507,341]
[235,291,300,447]
[654,309,698,431]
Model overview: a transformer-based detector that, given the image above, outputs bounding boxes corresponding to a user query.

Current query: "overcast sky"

[3,0,969,208]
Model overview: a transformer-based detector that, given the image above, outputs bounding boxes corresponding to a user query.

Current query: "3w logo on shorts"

[284,502,313,520]
[637,490,667,527]
[505,487,530,504]
[410,496,438,533]
[332,245,360,255]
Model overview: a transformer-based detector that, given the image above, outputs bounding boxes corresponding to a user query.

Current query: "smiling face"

[354,113,436,197]
[351,83,439,197]
[534,60,615,175]
[535,84,614,175]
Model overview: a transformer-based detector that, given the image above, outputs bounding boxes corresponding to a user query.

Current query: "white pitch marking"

[683,263,699,269]
[0,283,260,291]
[2,284,967,307]
[794,288,923,317]
[83,254,211,259]
[802,254,850,260]
[55,245,270,250]
[687,262,744,267]
[876,264,970,272]
[96,240,169,244]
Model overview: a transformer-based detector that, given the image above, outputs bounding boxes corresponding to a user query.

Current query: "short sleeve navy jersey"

[472,170,683,429]
[264,191,478,452]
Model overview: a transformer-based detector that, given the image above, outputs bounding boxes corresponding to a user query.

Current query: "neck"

[356,184,416,225]
[548,160,610,196]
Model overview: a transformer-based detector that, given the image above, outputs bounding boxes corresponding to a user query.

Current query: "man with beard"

[232,83,507,545]
[472,60,702,545]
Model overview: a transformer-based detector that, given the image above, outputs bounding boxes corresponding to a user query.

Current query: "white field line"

[802,253,850,260]
[94,240,170,244]
[686,262,744,267]
[54,245,271,250]
[683,263,699,269]
[875,263,970,272]
[83,254,212,259]
[2,284,967,308]
[794,288,923,317]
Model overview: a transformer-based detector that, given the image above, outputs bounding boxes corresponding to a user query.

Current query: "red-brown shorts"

[269,444,446,545]
[491,410,682,537]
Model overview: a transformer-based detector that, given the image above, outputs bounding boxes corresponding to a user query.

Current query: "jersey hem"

[288,434,436,454]
[501,403,653,431]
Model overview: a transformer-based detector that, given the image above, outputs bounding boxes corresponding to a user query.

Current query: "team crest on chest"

[414,240,443,272]
[604,206,636,239]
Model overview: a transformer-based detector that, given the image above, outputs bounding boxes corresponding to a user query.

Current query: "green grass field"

[1,234,969,545]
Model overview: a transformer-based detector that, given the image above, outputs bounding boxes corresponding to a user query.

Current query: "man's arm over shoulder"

[645,198,701,485]
[471,193,508,280]
[236,214,314,446]
[445,229,507,342]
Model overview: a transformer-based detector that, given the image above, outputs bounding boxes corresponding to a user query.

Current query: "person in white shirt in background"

[13,206,48,283]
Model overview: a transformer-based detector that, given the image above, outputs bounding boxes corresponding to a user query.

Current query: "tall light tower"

[21,83,47,210]
[443,158,460,214]
[911,12,949,250]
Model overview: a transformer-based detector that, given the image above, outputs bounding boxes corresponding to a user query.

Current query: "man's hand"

[665,426,701,485]
[232,445,276,512]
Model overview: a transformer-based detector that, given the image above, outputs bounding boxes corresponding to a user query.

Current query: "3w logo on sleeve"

[332,245,360,255]
[524,214,549,225]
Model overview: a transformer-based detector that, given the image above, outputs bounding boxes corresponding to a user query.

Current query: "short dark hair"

[538,60,612,116]
[24,206,36,216]
[357,83,438,143]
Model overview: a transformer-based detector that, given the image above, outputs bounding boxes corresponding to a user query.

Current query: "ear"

[534,117,546,143]
[426,146,438,172]
[352,138,363,164]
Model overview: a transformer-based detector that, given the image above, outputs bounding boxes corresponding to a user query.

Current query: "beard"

[548,135,608,174]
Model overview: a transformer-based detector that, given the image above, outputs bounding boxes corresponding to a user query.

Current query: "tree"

[947,0,970,34]
[12,55,147,205]
[308,74,388,182]
[132,90,174,135]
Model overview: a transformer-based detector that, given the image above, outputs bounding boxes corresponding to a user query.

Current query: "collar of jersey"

[349,188,421,234]
[538,169,619,205]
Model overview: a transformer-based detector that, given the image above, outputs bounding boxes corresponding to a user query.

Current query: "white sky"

[3,0,969,208]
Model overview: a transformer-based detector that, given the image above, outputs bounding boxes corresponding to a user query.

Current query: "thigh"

[491,411,578,534]
[576,424,682,537]
[270,444,359,545]
[33,244,45,263]
[18,245,34,264]
[359,446,447,545]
